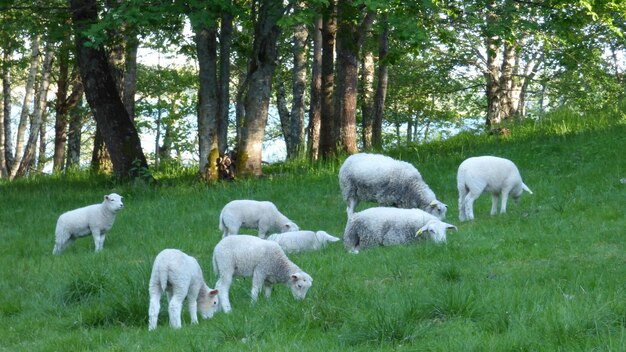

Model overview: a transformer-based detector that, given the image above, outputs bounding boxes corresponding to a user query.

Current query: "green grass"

[1,105,625,351]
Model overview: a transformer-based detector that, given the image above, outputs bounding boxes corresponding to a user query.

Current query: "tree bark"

[335,0,375,154]
[0,50,8,177]
[9,35,40,179]
[372,16,389,149]
[288,7,308,159]
[71,0,149,179]
[194,23,220,181]
[319,0,337,158]
[66,100,84,168]
[237,0,283,176]
[123,36,138,119]
[360,45,374,150]
[218,10,233,155]
[307,14,323,161]
[2,50,13,173]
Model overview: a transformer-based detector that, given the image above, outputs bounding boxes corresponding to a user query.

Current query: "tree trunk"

[288,8,308,159]
[9,35,40,180]
[71,0,149,179]
[307,14,323,161]
[237,0,283,177]
[499,41,516,120]
[361,45,374,150]
[276,80,292,157]
[0,50,8,177]
[319,0,337,158]
[2,50,13,173]
[485,1,502,127]
[123,36,138,119]
[66,100,84,168]
[194,23,220,181]
[218,10,233,155]
[372,16,389,149]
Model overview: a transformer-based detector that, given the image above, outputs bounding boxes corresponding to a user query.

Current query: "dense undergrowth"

[1,103,625,351]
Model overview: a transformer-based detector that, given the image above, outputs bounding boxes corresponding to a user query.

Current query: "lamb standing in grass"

[267,230,340,253]
[148,249,219,331]
[339,153,448,219]
[219,200,299,238]
[52,193,124,254]
[457,156,533,222]
[343,207,457,254]
[212,235,313,313]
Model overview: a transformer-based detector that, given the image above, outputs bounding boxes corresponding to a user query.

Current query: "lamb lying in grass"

[148,249,219,331]
[343,207,457,253]
[52,193,124,254]
[267,230,340,253]
[457,156,533,221]
[212,235,313,313]
[339,153,448,219]
[219,200,299,238]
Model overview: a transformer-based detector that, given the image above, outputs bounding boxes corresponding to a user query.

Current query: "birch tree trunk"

[288,9,308,158]
[372,16,389,149]
[66,100,84,168]
[2,50,12,172]
[0,51,7,177]
[319,0,337,158]
[484,3,502,127]
[9,35,40,179]
[360,46,374,150]
[237,0,283,176]
[307,14,322,161]
[218,10,233,155]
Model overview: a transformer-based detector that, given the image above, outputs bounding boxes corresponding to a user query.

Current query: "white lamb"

[212,235,313,313]
[457,156,533,222]
[267,230,340,253]
[52,193,124,254]
[343,207,457,254]
[148,249,219,331]
[219,200,299,238]
[339,153,448,219]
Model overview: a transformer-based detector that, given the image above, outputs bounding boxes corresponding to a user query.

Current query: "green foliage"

[0,106,625,350]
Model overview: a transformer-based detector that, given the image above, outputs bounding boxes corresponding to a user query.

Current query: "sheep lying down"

[53,193,124,254]
[219,200,299,238]
[148,249,219,330]
[267,230,340,253]
[343,207,457,254]
[457,156,533,221]
[212,235,313,313]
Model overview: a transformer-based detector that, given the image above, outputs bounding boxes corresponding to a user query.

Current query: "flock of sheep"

[51,153,532,330]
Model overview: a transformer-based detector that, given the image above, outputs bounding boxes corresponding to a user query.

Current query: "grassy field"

[1,106,625,351]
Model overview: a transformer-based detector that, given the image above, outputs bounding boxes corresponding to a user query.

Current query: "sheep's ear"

[104,195,109,201]
[429,200,437,208]
[416,228,425,236]
[445,223,458,232]
[523,183,533,194]
[291,274,299,282]
[209,289,218,296]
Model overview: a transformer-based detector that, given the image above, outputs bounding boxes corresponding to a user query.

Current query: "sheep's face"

[104,193,124,212]
[417,220,457,244]
[426,200,448,220]
[198,288,219,319]
[288,272,313,300]
[281,221,299,233]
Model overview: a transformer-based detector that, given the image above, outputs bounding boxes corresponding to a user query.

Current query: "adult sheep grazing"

[267,230,340,253]
[457,156,533,222]
[148,249,219,331]
[212,235,313,313]
[52,193,124,254]
[343,207,457,254]
[339,153,448,219]
[219,200,299,238]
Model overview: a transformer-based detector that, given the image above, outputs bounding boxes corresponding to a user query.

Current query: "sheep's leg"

[458,188,468,222]
[464,192,480,221]
[490,193,500,215]
[216,277,232,313]
[250,270,265,303]
[167,294,184,329]
[264,284,272,300]
[347,198,358,216]
[500,191,510,214]
[187,286,200,325]
[148,286,162,331]
[53,235,74,254]
[91,228,105,252]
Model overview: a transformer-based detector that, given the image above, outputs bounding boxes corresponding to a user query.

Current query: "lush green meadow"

[1,107,625,351]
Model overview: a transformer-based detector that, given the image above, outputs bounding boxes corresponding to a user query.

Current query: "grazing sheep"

[52,193,124,254]
[267,230,340,253]
[343,207,457,254]
[338,153,448,219]
[219,200,299,238]
[212,235,313,313]
[457,156,533,221]
[148,249,219,331]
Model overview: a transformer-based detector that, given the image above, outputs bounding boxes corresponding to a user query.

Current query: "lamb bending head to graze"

[218,200,299,238]
[338,153,448,219]
[343,207,457,254]
[52,193,124,255]
[267,230,340,253]
[212,235,313,313]
[148,249,219,331]
[457,156,533,222]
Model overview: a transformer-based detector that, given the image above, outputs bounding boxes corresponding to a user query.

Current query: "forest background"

[0,0,624,181]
